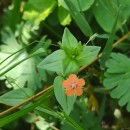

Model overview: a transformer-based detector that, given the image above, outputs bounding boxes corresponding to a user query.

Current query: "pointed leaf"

[77,46,100,66]
[54,76,76,115]
[37,50,67,75]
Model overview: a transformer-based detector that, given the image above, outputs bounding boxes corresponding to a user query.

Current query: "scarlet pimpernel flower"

[62,74,85,96]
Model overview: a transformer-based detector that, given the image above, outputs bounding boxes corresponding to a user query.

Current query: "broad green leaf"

[118,0,130,21]
[93,0,130,32]
[54,76,76,115]
[0,88,34,106]
[100,10,119,69]
[103,53,130,112]
[0,87,53,127]
[76,46,100,66]
[23,0,56,26]
[58,6,71,26]
[37,50,67,75]
[58,0,95,11]
[64,0,93,36]
[93,0,118,32]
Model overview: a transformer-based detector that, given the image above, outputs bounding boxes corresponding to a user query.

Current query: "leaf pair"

[38,28,100,76]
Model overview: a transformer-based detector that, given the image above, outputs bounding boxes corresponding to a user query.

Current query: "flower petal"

[69,74,77,83]
[62,80,71,88]
[77,79,85,87]
[65,88,74,96]
[74,87,83,96]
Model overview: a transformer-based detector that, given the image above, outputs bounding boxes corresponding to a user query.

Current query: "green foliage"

[1,0,130,129]
[93,0,130,32]
[104,53,130,112]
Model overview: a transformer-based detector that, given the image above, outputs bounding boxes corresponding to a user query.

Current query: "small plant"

[0,0,130,130]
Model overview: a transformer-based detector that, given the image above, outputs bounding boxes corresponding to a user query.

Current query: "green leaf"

[23,0,56,26]
[118,0,130,21]
[58,0,95,11]
[93,0,130,32]
[54,76,76,115]
[103,53,130,112]
[100,9,119,69]
[62,28,79,49]
[37,50,67,75]
[0,88,34,106]
[64,0,93,36]
[76,46,100,66]
[58,6,71,26]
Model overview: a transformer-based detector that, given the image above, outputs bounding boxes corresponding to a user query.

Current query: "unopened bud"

[114,108,122,119]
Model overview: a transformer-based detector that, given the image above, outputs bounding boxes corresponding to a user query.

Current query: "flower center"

[71,82,77,89]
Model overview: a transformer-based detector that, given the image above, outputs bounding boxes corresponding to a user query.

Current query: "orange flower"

[62,74,85,96]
